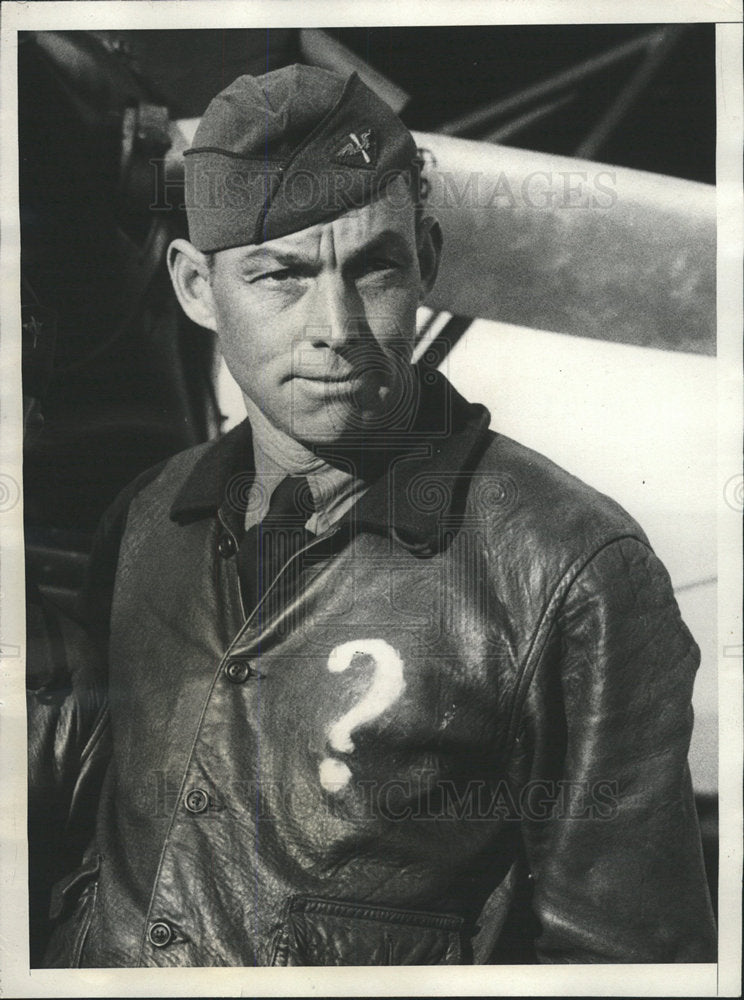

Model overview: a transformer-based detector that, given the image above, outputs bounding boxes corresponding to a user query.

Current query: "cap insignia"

[333,128,377,168]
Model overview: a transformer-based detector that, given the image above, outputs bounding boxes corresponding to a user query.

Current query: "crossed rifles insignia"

[333,128,377,168]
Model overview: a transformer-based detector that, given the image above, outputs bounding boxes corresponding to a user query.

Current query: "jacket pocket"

[43,854,101,968]
[270,895,466,966]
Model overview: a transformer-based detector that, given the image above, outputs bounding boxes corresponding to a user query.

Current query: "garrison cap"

[184,64,420,252]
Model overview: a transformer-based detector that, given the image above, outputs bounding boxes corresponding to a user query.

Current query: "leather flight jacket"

[41,371,716,966]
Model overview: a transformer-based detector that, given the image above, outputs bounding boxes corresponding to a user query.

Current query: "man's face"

[205,176,430,446]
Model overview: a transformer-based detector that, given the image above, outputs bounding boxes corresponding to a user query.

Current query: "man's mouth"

[294,372,358,383]
[292,374,368,400]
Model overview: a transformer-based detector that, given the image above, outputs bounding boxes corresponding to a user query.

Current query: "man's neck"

[242,395,371,534]
[242,395,409,480]
[242,395,326,476]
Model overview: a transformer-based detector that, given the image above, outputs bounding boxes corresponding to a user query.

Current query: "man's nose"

[307,272,368,348]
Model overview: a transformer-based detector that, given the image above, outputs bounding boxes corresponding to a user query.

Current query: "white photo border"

[1,2,741,996]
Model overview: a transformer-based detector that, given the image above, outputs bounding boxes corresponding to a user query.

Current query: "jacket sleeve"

[519,535,716,963]
[26,585,110,963]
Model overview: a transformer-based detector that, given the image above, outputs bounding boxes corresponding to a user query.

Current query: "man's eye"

[359,258,402,278]
[249,269,304,285]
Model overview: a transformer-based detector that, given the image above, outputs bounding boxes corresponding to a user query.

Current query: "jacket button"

[184,788,210,814]
[217,533,236,558]
[148,921,173,947]
[224,658,253,684]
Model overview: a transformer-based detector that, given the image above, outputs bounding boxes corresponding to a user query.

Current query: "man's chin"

[289,379,416,442]
[286,407,401,449]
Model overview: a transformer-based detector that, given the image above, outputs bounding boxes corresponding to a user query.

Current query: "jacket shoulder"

[127,439,215,512]
[78,440,216,637]
[471,431,649,560]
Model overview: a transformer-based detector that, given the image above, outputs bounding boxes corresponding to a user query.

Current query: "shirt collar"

[244,394,367,534]
[170,368,491,554]
[248,436,367,535]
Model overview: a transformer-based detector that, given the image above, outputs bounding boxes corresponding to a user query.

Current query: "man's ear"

[415,214,443,300]
[167,239,218,331]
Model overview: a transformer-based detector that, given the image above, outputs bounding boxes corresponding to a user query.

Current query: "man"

[40,64,715,966]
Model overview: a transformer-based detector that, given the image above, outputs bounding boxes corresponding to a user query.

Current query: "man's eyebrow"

[235,228,412,271]
[237,247,316,270]
[342,229,413,271]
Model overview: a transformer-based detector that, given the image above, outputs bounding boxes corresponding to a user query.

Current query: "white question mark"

[319,639,406,793]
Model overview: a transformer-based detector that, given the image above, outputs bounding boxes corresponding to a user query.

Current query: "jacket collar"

[170,368,491,554]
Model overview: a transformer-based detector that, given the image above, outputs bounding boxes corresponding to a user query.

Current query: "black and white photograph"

[0,1,741,995]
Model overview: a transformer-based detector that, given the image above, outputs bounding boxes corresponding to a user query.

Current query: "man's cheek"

[365,302,417,350]
[365,285,416,317]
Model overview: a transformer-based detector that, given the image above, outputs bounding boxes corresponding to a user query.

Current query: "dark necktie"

[236,475,315,618]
